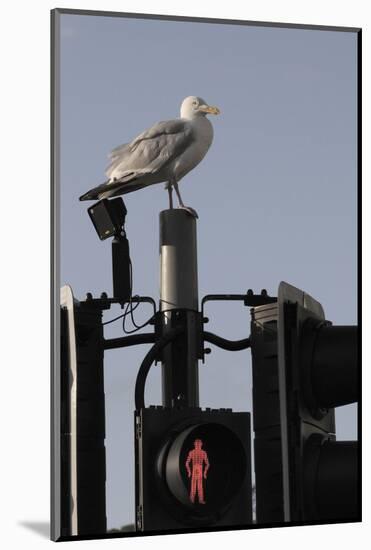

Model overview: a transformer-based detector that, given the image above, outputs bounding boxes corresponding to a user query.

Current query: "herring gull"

[79,96,220,217]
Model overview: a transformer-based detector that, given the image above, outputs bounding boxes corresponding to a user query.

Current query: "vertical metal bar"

[159,210,199,407]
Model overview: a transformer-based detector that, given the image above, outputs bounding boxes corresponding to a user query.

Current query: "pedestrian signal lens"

[163,423,247,514]
[185,439,210,504]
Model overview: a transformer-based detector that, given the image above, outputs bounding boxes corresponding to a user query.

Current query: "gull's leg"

[165,181,174,209]
[174,182,199,219]
[173,180,199,219]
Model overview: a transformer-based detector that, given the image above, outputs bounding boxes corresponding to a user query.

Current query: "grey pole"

[159,209,199,408]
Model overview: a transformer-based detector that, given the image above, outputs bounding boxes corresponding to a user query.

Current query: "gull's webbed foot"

[177,205,199,219]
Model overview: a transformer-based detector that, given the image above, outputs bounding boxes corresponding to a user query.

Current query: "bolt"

[261,289,267,296]
[86,292,93,300]
[203,317,209,323]
[100,292,108,299]
[204,348,211,355]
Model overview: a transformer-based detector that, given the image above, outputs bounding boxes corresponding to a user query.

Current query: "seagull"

[79,96,220,217]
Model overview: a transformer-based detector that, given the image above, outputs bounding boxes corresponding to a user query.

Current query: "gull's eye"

[193,100,198,106]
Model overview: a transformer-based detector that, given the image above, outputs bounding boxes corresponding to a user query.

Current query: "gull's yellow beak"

[198,104,221,115]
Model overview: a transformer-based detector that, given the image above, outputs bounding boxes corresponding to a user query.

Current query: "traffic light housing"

[277,282,358,522]
[135,407,252,531]
[60,286,107,537]
[250,282,358,524]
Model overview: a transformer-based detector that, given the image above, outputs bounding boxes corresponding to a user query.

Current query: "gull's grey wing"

[129,119,190,150]
[108,142,130,163]
[105,119,194,181]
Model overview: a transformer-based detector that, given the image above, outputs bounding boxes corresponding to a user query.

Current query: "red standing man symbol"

[185,439,210,504]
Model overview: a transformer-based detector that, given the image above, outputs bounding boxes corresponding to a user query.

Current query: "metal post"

[159,209,199,408]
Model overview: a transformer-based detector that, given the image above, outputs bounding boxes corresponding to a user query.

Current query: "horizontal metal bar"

[103,333,156,350]
[201,292,276,312]
[202,294,247,307]
[203,331,251,351]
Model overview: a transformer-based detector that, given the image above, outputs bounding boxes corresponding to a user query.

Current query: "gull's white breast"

[172,116,214,181]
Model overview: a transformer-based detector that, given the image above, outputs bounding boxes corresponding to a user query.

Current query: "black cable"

[122,299,132,333]
[102,255,155,330]
[128,260,140,328]
[103,314,126,326]
[103,299,154,330]
[102,300,140,326]
[123,315,155,334]
[135,326,184,410]
[122,257,154,334]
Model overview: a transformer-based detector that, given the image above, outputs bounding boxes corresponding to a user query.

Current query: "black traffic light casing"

[250,301,284,524]
[277,282,358,522]
[60,293,107,537]
[250,282,358,525]
[135,407,252,532]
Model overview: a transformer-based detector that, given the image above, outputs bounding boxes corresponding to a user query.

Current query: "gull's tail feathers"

[79,172,154,201]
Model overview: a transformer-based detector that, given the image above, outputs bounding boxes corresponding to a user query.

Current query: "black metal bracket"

[200,289,276,362]
[85,289,273,360]
[201,289,276,319]
[83,293,157,313]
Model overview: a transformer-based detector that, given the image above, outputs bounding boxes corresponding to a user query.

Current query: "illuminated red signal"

[185,439,210,504]
[138,413,251,529]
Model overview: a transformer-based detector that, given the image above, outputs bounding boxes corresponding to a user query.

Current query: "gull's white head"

[180,96,220,119]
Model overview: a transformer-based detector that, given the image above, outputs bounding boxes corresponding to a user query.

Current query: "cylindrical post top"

[159,209,199,312]
[159,209,200,407]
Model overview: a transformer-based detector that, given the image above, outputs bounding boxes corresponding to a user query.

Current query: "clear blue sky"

[58,12,357,529]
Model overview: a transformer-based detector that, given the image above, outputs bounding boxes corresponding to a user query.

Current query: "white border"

[1,1,367,549]
[60,286,79,536]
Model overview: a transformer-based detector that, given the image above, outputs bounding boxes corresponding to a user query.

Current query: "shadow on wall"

[18,521,50,539]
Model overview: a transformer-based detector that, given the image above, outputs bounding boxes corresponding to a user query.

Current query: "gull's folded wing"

[80,119,194,201]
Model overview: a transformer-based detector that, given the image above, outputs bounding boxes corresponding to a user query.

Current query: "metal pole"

[159,209,199,408]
